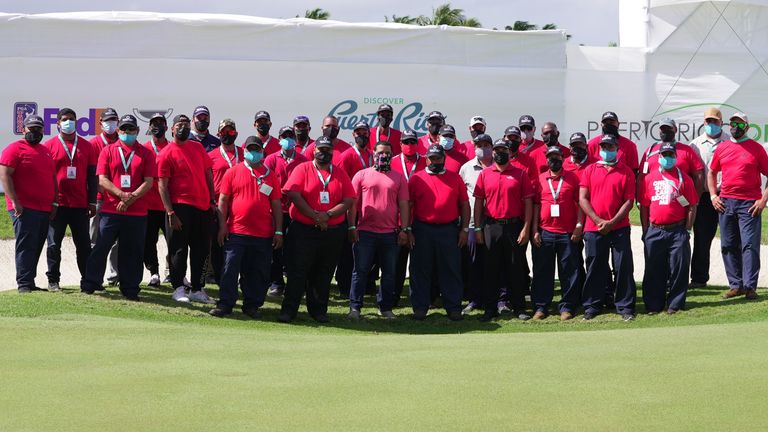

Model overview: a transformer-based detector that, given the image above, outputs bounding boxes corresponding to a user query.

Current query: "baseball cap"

[100,108,119,121]
[173,114,190,125]
[660,117,677,129]
[439,124,456,136]
[469,116,486,127]
[243,136,263,150]
[730,112,749,124]
[118,114,138,129]
[377,104,393,113]
[193,105,210,118]
[659,142,676,154]
[427,111,444,121]
[293,115,310,126]
[149,113,167,124]
[401,129,418,142]
[546,146,563,157]
[426,144,445,157]
[24,115,44,128]
[315,136,333,149]
[278,126,295,138]
[569,132,587,144]
[473,133,492,144]
[493,138,509,149]
[599,134,618,146]
[519,115,535,128]
[601,111,618,122]
[704,108,722,121]
[254,110,270,121]
[504,125,521,138]
[218,118,236,132]
[353,120,369,131]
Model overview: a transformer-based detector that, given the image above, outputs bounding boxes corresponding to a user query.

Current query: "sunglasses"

[402,140,417,145]
[729,121,746,129]
[220,129,237,137]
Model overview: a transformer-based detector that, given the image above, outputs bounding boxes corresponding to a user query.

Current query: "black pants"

[166,204,211,291]
[691,191,719,284]
[270,214,291,287]
[207,211,224,285]
[10,209,49,291]
[482,221,528,312]
[143,209,169,276]
[335,240,353,297]
[281,221,346,319]
[46,206,91,284]
[394,246,410,306]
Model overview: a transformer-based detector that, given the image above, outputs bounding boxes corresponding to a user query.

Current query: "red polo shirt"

[294,139,315,158]
[639,167,699,225]
[520,139,545,156]
[264,150,308,213]
[369,127,402,155]
[208,145,245,198]
[510,152,540,194]
[528,143,572,174]
[157,140,213,211]
[639,142,704,178]
[710,138,768,201]
[90,133,119,201]
[444,146,470,174]
[579,162,636,232]
[587,134,640,171]
[409,170,469,224]
[43,135,97,209]
[474,164,534,219]
[536,170,580,234]
[391,153,426,182]
[283,161,355,226]
[563,154,596,181]
[0,140,56,212]
[220,162,281,238]
[142,138,170,212]
[97,141,156,217]
[352,168,409,233]
[242,135,280,156]
[339,145,375,179]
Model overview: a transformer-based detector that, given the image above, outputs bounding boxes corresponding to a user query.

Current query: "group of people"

[2,103,765,323]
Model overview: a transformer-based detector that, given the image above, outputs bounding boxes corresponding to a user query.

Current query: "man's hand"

[571,225,583,242]
[217,225,228,247]
[88,203,97,218]
[169,213,182,231]
[475,230,484,245]
[12,201,23,218]
[408,232,416,249]
[458,230,468,248]
[397,231,408,246]
[532,231,542,247]
[119,191,132,203]
[273,234,284,249]
[49,206,57,221]
[517,228,529,245]
[749,199,766,217]
[348,228,359,243]
[712,195,725,213]
[597,219,614,235]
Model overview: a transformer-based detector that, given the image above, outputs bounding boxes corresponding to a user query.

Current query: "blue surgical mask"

[60,119,76,134]
[280,138,296,151]
[119,133,137,145]
[659,156,676,170]
[245,150,264,164]
[439,136,455,150]
[599,149,617,162]
[704,123,721,137]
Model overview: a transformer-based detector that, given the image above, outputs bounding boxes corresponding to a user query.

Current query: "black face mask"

[150,125,166,138]
[543,132,559,146]
[548,158,563,172]
[194,120,209,132]
[602,124,619,136]
[24,130,43,145]
[470,129,482,139]
[175,127,191,141]
[571,146,588,161]
[427,163,444,173]
[221,134,237,145]
[660,130,676,143]
[507,139,521,154]
[256,124,270,136]
[323,126,340,140]
[315,151,332,165]
[355,135,369,147]
[378,115,392,128]
[295,129,309,142]
[730,127,746,139]
[493,152,510,165]
[428,123,441,135]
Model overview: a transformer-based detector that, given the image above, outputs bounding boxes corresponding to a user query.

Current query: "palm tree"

[542,23,558,30]
[385,15,419,24]
[506,21,537,31]
[413,3,482,28]
[300,8,330,20]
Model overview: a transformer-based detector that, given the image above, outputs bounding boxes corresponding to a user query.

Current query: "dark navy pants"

[642,226,690,312]
[82,212,146,298]
[9,209,50,291]
[46,206,91,284]
[409,220,463,314]
[481,221,528,312]
[270,214,291,287]
[719,198,761,290]
[691,192,718,284]
[351,230,399,312]
[583,227,636,315]
[532,230,581,314]
[217,234,272,312]
[462,232,486,306]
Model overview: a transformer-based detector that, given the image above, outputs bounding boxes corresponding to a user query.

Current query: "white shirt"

[690,131,728,193]
[459,158,488,228]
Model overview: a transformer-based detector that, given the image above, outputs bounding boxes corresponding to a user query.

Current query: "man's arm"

[271,199,284,249]
[205,168,215,205]
[693,170,705,197]
[519,198,532,245]
[707,169,724,212]
[686,205,697,230]
[0,165,20,215]
[640,205,650,236]
[579,186,603,225]
[217,193,230,246]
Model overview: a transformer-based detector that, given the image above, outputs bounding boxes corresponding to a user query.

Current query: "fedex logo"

[13,102,107,136]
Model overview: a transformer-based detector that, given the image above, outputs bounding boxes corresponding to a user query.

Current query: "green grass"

[1,283,768,431]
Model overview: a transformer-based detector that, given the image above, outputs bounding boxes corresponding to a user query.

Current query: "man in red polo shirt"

[264,126,308,296]
[587,111,640,173]
[279,136,355,323]
[302,115,351,159]
[208,118,244,285]
[579,134,637,321]
[408,144,470,321]
[563,132,595,180]
[347,141,410,319]
[462,115,487,159]
[158,114,217,304]
[474,139,534,322]
[639,142,698,314]
[0,115,57,293]
[531,147,583,321]
[417,111,462,155]
[639,118,704,192]
[518,115,544,155]
[43,107,98,291]
[292,115,314,157]
[437,124,469,173]
[81,115,155,300]
[369,104,402,155]
[251,110,280,156]
[142,113,171,287]
[209,136,283,319]
[527,122,571,174]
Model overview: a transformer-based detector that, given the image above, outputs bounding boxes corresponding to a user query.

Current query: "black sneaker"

[311,313,329,323]
[412,310,428,321]
[277,313,293,323]
[208,307,232,318]
[582,312,597,321]
[242,307,262,320]
[514,310,531,321]
[621,313,636,322]
[447,311,463,321]
[478,311,499,322]
[124,295,141,302]
[18,287,32,294]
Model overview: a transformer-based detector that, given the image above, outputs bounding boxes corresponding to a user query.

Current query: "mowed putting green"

[1,285,768,431]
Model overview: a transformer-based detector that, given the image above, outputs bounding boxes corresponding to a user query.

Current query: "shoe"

[208,307,231,318]
[621,313,636,322]
[666,308,678,315]
[188,289,215,304]
[646,311,659,316]
[93,287,108,294]
[745,289,759,300]
[722,288,745,299]
[582,312,597,321]
[205,274,217,285]
[689,281,706,289]
[311,314,329,323]
[462,302,477,315]
[242,307,261,319]
[497,303,511,315]
[148,274,161,288]
[447,311,463,321]
[277,313,293,323]
[378,310,396,319]
[532,310,547,320]
[18,287,32,294]
[514,310,531,321]
[412,310,427,321]
[267,284,284,297]
[162,274,171,284]
[107,277,119,287]
[183,277,192,288]
[560,311,573,321]
[124,295,140,302]
[172,286,190,303]
[48,282,61,292]
[347,309,361,320]
[478,311,499,322]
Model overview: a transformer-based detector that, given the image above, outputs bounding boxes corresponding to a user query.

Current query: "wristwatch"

[473,227,482,232]
[710,194,719,201]
[402,226,412,232]
[462,227,470,233]
[575,222,583,228]
[326,210,334,218]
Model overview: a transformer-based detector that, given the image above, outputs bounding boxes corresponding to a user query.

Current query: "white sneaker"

[378,310,396,319]
[172,286,190,303]
[188,289,215,304]
[183,277,192,288]
[148,274,161,287]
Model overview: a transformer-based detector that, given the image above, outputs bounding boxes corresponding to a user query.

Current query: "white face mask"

[101,120,118,134]
[60,119,76,134]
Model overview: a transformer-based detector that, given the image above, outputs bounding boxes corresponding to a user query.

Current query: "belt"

[486,217,521,225]
[650,221,685,231]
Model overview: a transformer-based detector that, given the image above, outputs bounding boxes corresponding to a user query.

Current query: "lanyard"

[150,138,162,155]
[353,146,372,169]
[547,175,564,202]
[261,136,272,151]
[246,164,270,185]
[118,146,135,174]
[659,166,683,193]
[299,142,310,155]
[280,150,295,163]
[313,162,332,191]
[400,154,420,182]
[645,142,660,159]
[100,133,109,147]
[59,135,78,166]
[523,141,536,153]
[219,145,239,168]
[377,126,390,144]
